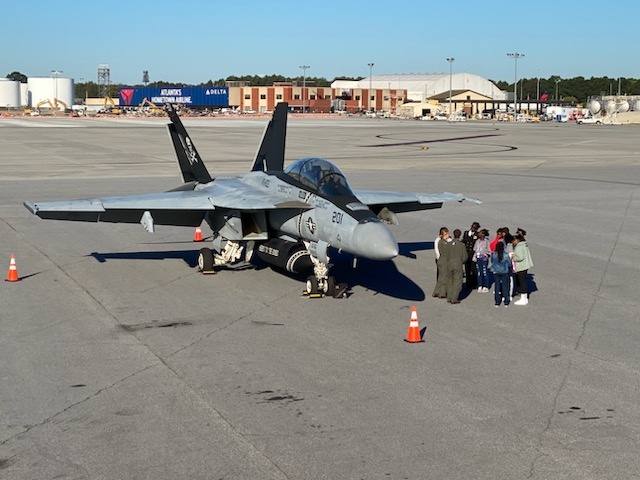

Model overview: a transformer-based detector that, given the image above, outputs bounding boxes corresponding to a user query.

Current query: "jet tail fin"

[166,103,213,184]
[251,102,288,172]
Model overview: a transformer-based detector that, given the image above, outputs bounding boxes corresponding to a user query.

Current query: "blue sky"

[3,0,638,85]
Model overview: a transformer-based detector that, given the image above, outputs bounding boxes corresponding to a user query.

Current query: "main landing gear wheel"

[306,275,319,295]
[198,248,215,273]
[325,276,336,295]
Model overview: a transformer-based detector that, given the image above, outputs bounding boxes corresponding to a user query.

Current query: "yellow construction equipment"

[28,99,57,115]
[29,98,68,115]
[53,98,68,111]
[35,99,56,110]
[103,96,121,114]
[138,98,164,116]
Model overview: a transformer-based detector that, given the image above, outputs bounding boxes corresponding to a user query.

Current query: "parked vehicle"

[448,114,466,122]
[576,115,603,125]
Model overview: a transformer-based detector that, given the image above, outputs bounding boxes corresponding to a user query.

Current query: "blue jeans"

[494,273,510,305]
[476,257,489,288]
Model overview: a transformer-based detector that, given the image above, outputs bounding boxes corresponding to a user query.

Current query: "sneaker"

[477,287,483,292]
[504,304,509,308]
[482,287,489,293]
[495,304,500,308]
[514,295,528,306]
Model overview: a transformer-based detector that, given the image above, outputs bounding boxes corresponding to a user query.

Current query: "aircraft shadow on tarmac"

[90,242,429,301]
[398,241,433,259]
[90,250,200,268]
[309,243,429,300]
[331,257,425,301]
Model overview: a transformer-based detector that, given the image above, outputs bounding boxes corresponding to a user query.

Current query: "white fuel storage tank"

[588,99,601,115]
[0,79,21,108]
[604,100,617,114]
[20,82,28,106]
[27,76,74,109]
[616,100,630,113]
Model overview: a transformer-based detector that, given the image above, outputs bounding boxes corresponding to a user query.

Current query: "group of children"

[433,223,534,307]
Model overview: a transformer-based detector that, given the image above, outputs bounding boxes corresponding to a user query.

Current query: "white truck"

[576,115,604,125]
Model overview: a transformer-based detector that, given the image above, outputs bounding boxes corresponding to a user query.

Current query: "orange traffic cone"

[193,226,203,242]
[404,306,424,343]
[6,254,19,282]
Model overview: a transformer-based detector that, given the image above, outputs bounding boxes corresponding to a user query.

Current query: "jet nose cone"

[353,220,399,260]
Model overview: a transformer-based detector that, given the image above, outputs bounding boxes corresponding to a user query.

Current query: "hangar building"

[332,73,506,103]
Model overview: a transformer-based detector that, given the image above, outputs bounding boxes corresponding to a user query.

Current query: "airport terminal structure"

[3,68,640,121]
[0,71,511,116]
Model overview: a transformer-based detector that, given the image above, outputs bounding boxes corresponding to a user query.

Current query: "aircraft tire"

[325,276,336,295]
[306,276,319,294]
[198,248,214,272]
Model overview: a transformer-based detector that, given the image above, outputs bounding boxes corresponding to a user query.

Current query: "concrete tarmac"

[1,115,639,479]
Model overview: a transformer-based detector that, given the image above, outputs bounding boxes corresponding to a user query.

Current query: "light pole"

[618,75,621,96]
[536,76,540,114]
[367,62,374,112]
[51,69,63,102]
[555,79,560,102]
[446,57,454,116]
[299,65,309,113]
[507,53,523,117]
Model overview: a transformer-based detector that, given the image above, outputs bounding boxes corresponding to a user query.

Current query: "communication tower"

[97,64,111,97]
[143,70,149,86]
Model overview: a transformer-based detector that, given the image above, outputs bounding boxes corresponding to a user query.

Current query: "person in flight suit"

[432,227,450,298]
[447,229,468,304]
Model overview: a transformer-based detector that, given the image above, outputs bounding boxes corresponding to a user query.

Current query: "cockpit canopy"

[284,157,354,197]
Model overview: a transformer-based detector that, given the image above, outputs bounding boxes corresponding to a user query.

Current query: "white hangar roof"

[332,73,507,102]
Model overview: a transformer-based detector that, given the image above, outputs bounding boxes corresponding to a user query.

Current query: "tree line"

[491,76,638,103]
[6,70,638,103]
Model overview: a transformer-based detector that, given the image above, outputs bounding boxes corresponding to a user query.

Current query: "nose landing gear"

[304,275,347,298]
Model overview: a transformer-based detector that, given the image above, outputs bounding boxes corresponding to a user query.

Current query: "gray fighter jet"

[25,102,479,296]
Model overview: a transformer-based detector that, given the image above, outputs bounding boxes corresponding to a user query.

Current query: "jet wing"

[25,178,310,227]
[354,190,481,214]
[204,178,310,210]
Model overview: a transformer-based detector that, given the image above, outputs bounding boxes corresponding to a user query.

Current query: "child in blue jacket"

[490,242,512,307]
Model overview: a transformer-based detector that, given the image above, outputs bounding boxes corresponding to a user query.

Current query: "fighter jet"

[24,102,479,297]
